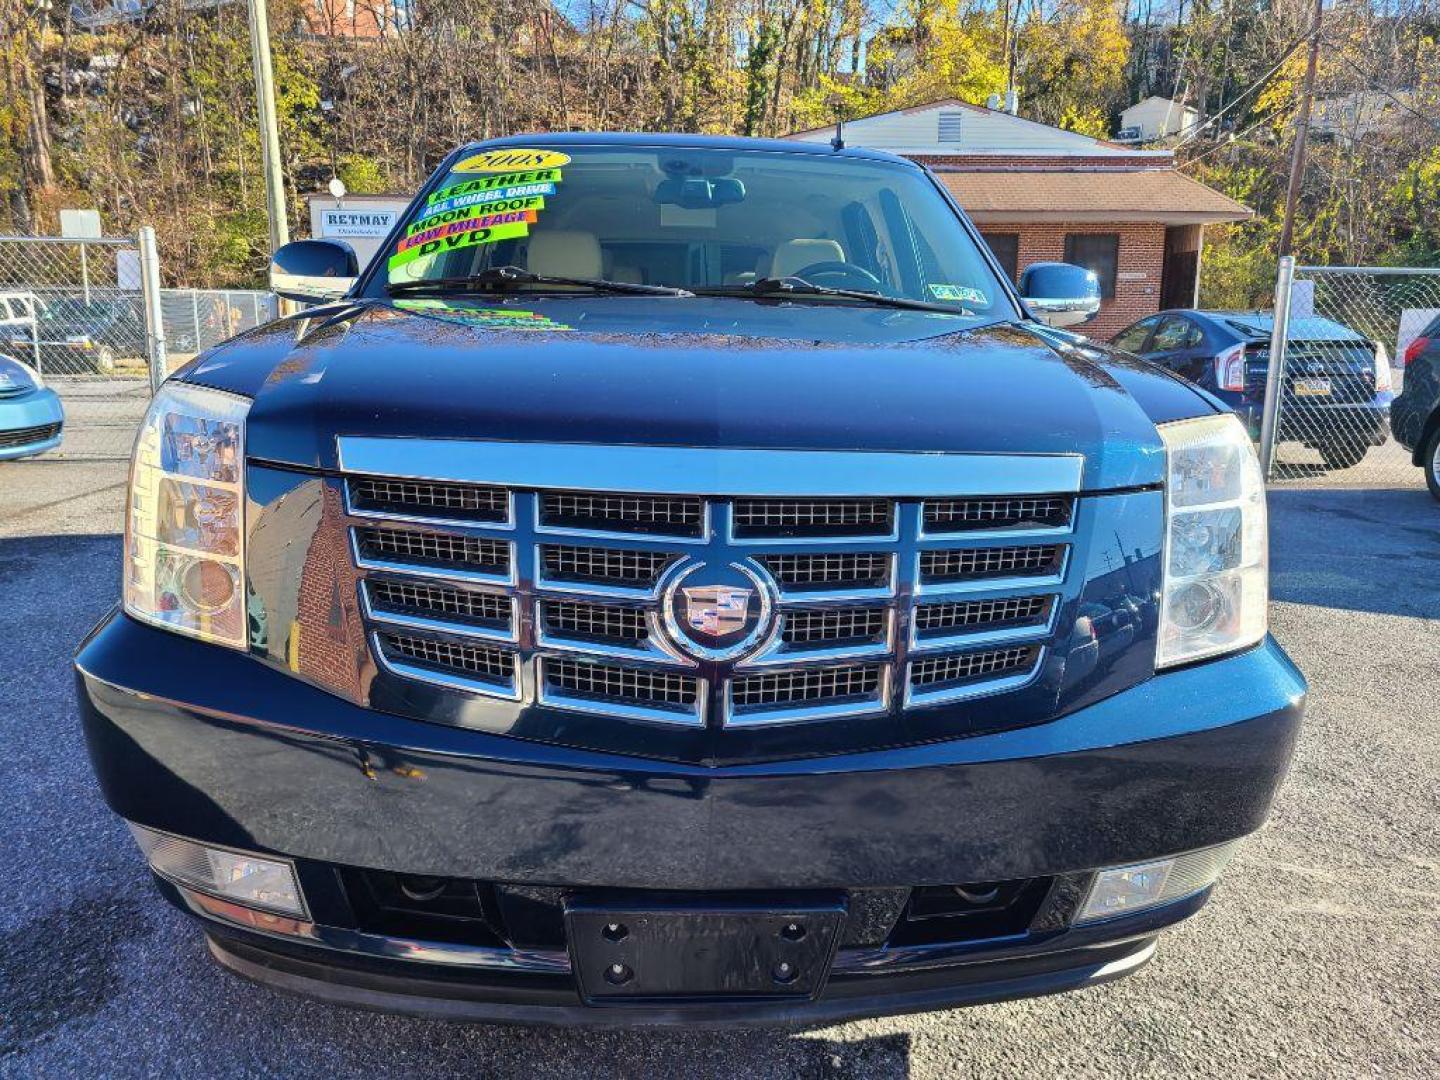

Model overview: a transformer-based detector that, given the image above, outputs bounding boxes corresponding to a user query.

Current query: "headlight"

[124,382,250,649]
[64,334,93,347]
[1156,414,1267,668]
[0,354,41,391]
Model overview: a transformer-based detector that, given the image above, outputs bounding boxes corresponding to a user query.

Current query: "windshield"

[376,144,1014,317]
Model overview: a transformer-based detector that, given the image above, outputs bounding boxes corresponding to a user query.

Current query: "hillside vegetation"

[3,0,1437,301]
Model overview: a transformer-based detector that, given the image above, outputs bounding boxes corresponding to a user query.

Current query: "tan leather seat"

[770,238,846,279]
[527,231,603,279]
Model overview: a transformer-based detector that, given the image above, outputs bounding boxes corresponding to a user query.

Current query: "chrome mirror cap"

[270,239,360,304]
[1018,261,1102,328]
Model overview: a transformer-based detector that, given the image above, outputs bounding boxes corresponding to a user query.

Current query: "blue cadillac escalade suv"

[76,135,1305,1026]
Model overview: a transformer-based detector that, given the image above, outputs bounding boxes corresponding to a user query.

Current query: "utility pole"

[1278,0,1323,257]
[247,0,289,254]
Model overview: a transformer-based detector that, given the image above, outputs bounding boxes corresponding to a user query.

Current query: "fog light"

[129,824,307,918]
[1077,840,1241,924]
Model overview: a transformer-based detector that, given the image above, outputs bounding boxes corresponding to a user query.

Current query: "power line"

[1174,112,1278,168]
[1141,24,1316,149]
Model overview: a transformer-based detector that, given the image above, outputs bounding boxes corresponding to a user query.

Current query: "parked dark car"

[0,352,63,459]
[0,295,143,375]
[1391,312,1440,498]
[75,134,1304,1026]
[1112,309,1392,470]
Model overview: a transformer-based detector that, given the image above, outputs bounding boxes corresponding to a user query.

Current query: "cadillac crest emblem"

[682,585,753,639]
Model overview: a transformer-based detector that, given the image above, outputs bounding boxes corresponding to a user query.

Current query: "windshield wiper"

[386,265,693,297]
[692,276,967,314]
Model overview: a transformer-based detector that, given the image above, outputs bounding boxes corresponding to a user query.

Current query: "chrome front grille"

[923,495,1072,533]
[910,646,1038,691]
[759,552,892,592]
[542,657,702,723]
[541,544,677,589]
[357,526,511,576]
[732,498,892,538]
[541,491,703,538]
[339,441,1080,730]
[377,632,518,692]
[367,579,513,631]
[541,599,649,643]
[730,664,885,722]
[349,475,509,524]
[782,607,888,646]
[914,595,1048,631]
[919,544,1064,583]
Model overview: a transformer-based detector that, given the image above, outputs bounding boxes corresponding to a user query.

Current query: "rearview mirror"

[1019,262,1101,328]
[270,239,359,304]
[653,177,746,209]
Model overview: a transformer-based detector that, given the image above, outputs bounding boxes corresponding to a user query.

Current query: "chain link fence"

[159,289,278,363]
[1261,263,1439,488]
[0,234,275,459]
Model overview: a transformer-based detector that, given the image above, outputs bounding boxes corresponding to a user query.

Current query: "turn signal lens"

[129,824,307,918]
[1156,415,1267,668]
[124,383,249,649]
[1077,841,1242,924]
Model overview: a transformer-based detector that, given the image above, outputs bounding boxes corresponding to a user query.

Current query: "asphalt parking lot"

[1,460,1436,1079]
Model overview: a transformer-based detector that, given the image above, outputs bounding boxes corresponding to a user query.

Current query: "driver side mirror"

[269,239,359,305]
[1019,262,1101,328]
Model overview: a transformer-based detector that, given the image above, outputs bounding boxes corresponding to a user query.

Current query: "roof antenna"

[828,93,846,151]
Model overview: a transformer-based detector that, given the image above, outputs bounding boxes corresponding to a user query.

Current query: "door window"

[1112,316,1159,353]
[1149,316,1200,352]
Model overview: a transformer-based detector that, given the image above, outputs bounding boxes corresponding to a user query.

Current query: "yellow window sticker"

[453,149,572,174]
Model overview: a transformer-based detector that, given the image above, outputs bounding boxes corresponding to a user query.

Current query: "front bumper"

[76,611,1305,1022]
[198,897,1175,1027]
[0,387,64,459]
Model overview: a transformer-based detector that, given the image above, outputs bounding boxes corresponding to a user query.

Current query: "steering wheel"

[791,261,883,291]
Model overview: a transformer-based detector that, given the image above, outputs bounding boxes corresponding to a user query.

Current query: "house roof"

[937,168,1251,225]
[784,98,1170,159]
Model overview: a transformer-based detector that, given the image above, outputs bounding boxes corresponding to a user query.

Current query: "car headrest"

[771,239,845,279]
[527,231,603,280]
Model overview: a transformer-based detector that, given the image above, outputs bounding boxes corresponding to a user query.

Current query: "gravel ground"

[1,460,1436,1079]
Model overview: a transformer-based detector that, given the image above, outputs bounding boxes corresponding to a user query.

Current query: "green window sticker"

[928,284,988,304]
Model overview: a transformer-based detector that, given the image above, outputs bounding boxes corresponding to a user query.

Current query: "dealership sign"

[318,209,400,239]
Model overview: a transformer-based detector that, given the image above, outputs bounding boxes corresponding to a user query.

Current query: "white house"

[1117,96,1203,143]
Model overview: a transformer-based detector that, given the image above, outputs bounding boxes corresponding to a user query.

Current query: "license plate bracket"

[565,896,846,1002]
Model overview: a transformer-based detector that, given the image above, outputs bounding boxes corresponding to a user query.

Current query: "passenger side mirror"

[269,239,360,305]
[1019,262,1101,328]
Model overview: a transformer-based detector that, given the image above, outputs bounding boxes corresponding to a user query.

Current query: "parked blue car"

[0,352,63,459]
[1112,309,1392,470]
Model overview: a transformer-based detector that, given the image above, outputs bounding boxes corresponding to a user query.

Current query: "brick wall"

[982,222,1167,340]
[303,0,399,38]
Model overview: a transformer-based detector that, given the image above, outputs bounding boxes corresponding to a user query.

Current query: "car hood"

[184,296,1215,490]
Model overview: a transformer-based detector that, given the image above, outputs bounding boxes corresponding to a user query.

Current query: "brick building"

[785,99,1250,339]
